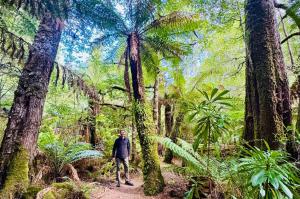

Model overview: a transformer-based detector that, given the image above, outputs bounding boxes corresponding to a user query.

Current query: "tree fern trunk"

[243,0,291,150]
[153,72,159,134]
[88,100,100,148]
[128,32,164,195]
[164,97,174,163]
[0,13,62,197]
[164,112,184,164]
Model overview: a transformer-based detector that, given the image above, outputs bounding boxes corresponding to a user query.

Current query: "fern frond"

[144,11,201,34]
[144,35,191,58]
[69,150,102,163]
[155,137,206,173]
[1,0,70,19]
[75,0,128,34]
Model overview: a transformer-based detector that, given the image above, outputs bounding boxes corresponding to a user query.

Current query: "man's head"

[119,130,126,138]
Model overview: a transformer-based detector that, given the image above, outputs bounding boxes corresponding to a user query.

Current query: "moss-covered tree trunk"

[128,32,164,195]
[0,13,62,197]
[164,98,174,163]
[243,0,291,150]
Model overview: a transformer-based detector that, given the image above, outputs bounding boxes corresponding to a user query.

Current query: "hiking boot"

[116,182,120,187]
[125,181,134,186]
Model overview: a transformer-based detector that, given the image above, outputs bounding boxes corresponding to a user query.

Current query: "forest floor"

[90,162,188,199]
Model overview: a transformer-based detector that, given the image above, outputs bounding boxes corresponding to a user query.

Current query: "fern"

[155,136,206,173]
[39,132,102,174]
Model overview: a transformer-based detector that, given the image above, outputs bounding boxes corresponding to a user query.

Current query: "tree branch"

[100,103,128,110]
[281,32,300,44]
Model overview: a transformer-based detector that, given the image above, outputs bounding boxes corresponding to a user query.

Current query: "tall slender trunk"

[164,112,184,164]
[164,99,174,163]
[158,101,162,135]
[0,13,62,197]
[243,0,291,150]
[153,72,159,134]
[164,98,174,138]
[88,100,100,147]
[124,52,137,162]
[128,32,164,195]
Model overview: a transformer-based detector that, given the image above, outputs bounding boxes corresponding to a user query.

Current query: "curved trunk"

[243,0,291,150]
[0,13,62,197]
[128,32,164,195]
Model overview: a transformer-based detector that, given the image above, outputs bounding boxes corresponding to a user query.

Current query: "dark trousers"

[116,157,129,183]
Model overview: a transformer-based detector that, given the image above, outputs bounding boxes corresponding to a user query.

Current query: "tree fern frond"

[140,42,159,76]
[144,11,201,34]
[1,0,70,19]
[144,35,191,58]
[75,0,128,34]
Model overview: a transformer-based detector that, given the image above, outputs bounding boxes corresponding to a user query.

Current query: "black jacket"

[112,137,130,159]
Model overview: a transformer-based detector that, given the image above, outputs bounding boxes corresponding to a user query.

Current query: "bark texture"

[243,0,292,150]
[128,32,164,195]
[0,13,62,197]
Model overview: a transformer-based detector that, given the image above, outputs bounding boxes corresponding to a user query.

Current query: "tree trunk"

[164,112,184,164]
[243,0,291,150]
[88,100,100,148]
[164,98,174,163]
[123,53,137,162]
[128,32,164,195]
[153,72,159,134]
[0,13,62,197]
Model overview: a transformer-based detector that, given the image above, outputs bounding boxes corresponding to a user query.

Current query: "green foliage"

[157,137,206,173]
[188,88,231,151]
[238,144,300,199]
[38,131,102,176]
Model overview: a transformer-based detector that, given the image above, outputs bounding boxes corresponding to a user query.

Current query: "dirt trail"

[90,170,187,199]
[91,175,157,199]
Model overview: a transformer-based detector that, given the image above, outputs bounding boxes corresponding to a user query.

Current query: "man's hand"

[112,157,115,162]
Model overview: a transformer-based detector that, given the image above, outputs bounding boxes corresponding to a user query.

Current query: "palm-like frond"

[143,11,201,35]
[0,27,101,102]
[140,42,159,75]
[74,0,128,35]
[0,0,70,19]
[144,35,191,58]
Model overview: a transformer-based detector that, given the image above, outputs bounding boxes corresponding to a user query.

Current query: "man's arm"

[112,139,117,158]
[127,138,130,157]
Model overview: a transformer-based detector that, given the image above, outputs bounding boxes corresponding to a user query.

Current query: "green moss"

[0,147,30,198]
[44,181,88,199]
[43,191,56,199]
[52,181,75,191]
[133,102,165,195]
[22,185,43,199]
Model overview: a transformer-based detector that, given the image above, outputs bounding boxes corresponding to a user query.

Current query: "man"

[112,130,134,187]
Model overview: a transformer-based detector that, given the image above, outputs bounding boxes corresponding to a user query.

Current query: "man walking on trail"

[112,130,134,187]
